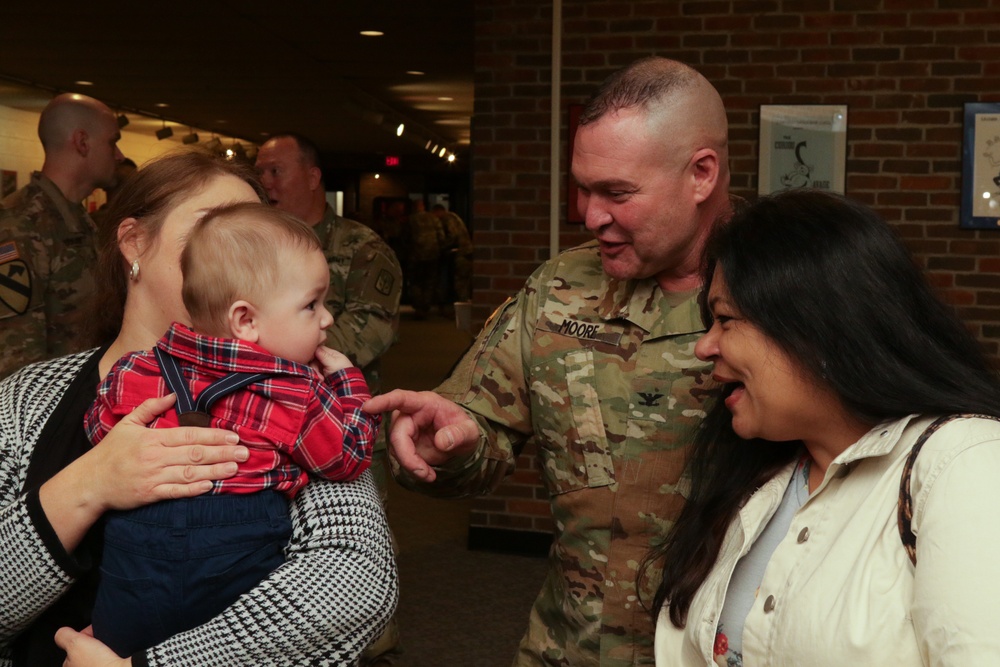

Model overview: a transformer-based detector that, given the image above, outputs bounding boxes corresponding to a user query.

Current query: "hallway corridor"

[379,309,548,666]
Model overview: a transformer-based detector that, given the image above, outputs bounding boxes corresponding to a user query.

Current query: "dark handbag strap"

[154,346,273,427]
[898,413,1000,565]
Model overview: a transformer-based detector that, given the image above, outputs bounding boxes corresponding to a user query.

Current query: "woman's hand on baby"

[87,393,249,512]
[314,345,353,376]
[95,394,250,509]
[40,393,249,553]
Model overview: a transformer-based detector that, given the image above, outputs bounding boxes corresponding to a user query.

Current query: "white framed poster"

[758,104,848,195]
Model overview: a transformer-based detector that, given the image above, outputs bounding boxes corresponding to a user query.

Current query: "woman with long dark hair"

[651,189,1000,666]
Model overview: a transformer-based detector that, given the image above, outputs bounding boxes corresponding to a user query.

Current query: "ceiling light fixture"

[182,130,199,145]
[447,154,456,163]
[116,113,129,129]
[204,136,222,153]
[431,144,439,153]
[396,123,404,137]
[438,97,453,101]
[75,80,94,86]
[425,140,432,149]
[374,173,380,179]
[155,102,169,108]
[438,147,447,158]
[406,70,425,76]
[360,30,384,36]
[156,121,173,140]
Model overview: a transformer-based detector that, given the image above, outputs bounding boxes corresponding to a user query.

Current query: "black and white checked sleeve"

[0,352,94,665]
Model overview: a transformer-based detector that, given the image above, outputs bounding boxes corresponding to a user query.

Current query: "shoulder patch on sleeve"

[375,268,395,297]
[0,242,31,315]
[360,251,402,309]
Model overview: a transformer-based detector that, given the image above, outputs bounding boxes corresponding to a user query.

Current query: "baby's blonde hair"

[181,202,322,337]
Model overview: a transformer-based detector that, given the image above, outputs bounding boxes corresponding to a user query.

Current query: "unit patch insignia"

[375,268,395,296]
[0,241,31,315]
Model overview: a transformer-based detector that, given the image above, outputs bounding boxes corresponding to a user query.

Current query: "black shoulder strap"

[898,413,1000,565]
[153,347,273,427]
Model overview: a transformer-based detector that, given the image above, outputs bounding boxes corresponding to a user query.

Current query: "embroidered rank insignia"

[375,268,395,296]
[637,392,664,407]
[0,242,30,315]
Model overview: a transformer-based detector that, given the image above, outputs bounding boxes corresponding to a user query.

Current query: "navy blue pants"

[91,491,291,657]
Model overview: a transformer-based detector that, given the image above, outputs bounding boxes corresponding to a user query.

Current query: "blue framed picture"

[961,102,1000,230]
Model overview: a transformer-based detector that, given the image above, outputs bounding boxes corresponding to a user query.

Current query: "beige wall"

[0,103,249,209]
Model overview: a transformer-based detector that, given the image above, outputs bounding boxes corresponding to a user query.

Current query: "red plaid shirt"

[85,323,377,497]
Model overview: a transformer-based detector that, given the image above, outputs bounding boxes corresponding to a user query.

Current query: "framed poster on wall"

[758,105,848,195]
[961,102,1000,230]
[1,170,15,199]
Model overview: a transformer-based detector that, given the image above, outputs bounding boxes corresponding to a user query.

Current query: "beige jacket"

[656,414,1000,667]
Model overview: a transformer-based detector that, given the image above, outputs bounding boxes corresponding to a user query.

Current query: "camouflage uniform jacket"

[0,172,97,379]
[314,205,401,396]
[441,211,473,255]
[407,211,445,263]
[397,241,714,666]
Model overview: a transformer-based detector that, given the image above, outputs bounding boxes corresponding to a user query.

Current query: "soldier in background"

[255,133,401,396]
[255,132,403,666]
[431,203,473,304]
[366,57,731,666]
[0,93,123,379]
[405,200,445,319]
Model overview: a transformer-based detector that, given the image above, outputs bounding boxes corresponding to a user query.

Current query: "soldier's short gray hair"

[578,57,699,126]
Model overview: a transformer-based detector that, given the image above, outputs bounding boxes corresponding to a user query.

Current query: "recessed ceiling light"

[396,123,405,136]
[75,80,94,86]
[406,70,425,76]
[438,97,453,101]
[216,120,228,124]
[360,30,384,37]
[155,103,169,108]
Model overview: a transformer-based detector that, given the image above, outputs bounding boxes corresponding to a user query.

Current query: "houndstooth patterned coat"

[0,350,397,666]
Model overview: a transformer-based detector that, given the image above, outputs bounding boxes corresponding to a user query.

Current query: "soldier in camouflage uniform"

[406,201,446,319]
[0,93,123,379]
[367,57,731,666]
[256,133,403,665]
[432,204,473,303]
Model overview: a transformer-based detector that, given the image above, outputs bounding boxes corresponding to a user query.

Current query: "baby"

[85,201,379,657]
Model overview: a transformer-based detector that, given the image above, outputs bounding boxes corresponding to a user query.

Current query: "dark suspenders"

[153,347,273,427]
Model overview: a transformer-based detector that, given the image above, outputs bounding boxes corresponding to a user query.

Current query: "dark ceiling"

[0,1,474,171]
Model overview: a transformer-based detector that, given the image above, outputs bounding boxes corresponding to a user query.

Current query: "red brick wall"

[470,0,1000,537]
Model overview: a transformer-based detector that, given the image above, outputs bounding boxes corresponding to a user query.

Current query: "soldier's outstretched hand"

[364,390,480,482]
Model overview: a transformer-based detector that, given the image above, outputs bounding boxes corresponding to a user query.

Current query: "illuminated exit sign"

[385,156,400,167]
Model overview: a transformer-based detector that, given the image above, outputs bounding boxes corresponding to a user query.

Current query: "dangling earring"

[129,258,140,282]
